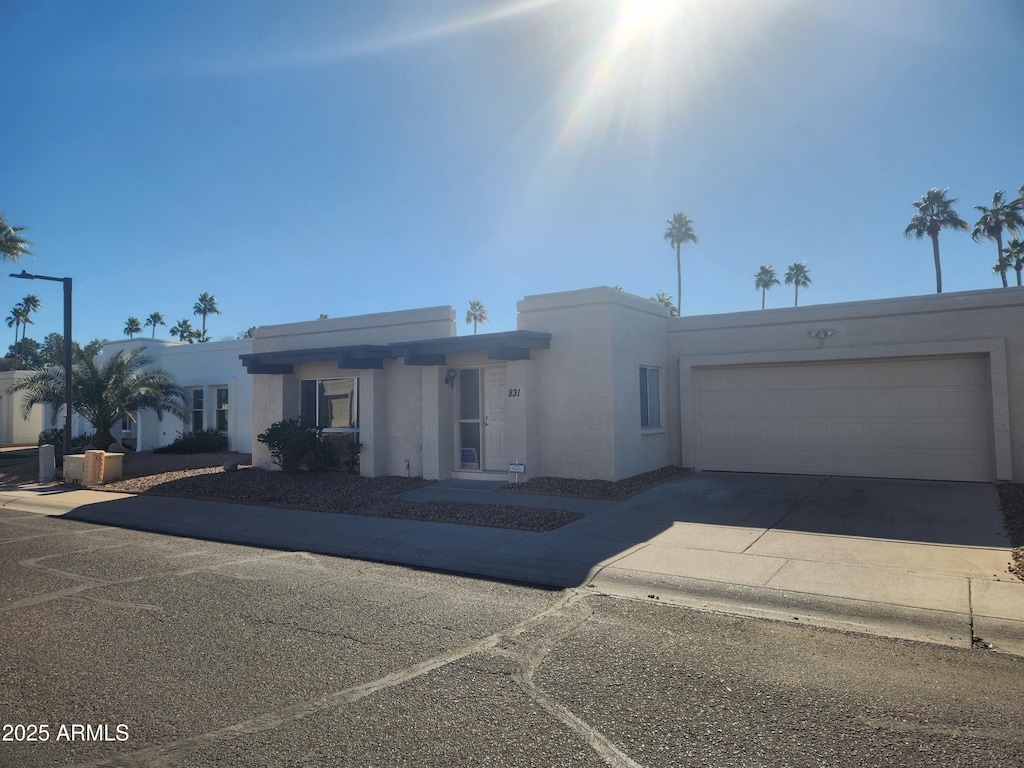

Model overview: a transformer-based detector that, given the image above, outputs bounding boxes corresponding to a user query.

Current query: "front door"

[456,367,508,472]
[482,367,509,471]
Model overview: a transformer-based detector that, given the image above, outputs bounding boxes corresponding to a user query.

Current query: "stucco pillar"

[504,360,538,480]
[359,368,387,477]
[421,367,453,481]
[252,373,299,470]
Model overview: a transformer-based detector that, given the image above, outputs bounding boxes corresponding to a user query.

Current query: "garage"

[694,355,995,482]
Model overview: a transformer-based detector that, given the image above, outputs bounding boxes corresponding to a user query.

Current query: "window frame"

[300,377,360,433]
[639,366,662,430]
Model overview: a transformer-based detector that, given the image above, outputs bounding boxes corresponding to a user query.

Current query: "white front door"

[482,367,509,471]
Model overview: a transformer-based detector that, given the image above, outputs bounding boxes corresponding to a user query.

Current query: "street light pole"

[11,270,73,461]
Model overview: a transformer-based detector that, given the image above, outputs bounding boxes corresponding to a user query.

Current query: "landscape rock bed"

[497,465,687,500]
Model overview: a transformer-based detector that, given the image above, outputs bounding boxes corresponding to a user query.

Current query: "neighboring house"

[240,285,1024,483]
[94,338,254,452]
[0,370,51,445]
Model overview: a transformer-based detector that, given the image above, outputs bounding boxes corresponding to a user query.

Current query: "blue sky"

[3,0,1023,346]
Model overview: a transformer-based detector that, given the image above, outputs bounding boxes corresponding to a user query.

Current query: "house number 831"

[508,388,521,398]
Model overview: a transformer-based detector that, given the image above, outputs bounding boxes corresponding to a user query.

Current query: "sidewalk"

[1,472,1022,655]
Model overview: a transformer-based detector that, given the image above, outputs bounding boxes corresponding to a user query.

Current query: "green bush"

[38,428,92,458]
[154,428,229,454]
[257,418,339,472]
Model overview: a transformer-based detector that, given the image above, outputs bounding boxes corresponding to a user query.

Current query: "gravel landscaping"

[996,482,1024,580]
[498,465,687,500]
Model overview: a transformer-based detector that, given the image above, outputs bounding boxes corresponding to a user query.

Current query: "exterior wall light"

[444,368,458,388]
[808,328,836,347]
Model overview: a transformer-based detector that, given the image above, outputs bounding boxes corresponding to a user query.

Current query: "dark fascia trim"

[240,345,393,374]
[239,332,551,374]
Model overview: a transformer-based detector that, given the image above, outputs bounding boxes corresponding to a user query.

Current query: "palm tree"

[649,292,678,316]
[465,299,488,335]
[16,295,40,361]
[11,347,187,450]
[754,265,780,310]
[973,190,1024,288]
[144,311,166,338]
[193,292,220,337]
[170,318,195,343]
[5,308,22,358]
[1004,237,1024,287]
[0,214,32,264]
[784,262,812,307]
[124,317,143,339]
[904,188,969,293]
[663,212,698,315]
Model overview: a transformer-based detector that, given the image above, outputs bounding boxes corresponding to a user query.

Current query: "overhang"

[239,331,551,374]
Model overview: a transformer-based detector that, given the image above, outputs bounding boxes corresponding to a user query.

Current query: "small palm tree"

[124,317,143,339]
[465,300,488,335]
[170,318,195,343]
[144,311,166,338]
[784,262,812,307]
[973,190,1024,288]
[649,292,678,316]
[11,347,187,449]
[0,214,32,264]
[754,265,780,310]
[664,212,698,315]
[193,292,221,337]
[904,188,969,293]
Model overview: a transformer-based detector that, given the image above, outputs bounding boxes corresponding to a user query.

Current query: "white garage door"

[695,356,994,481]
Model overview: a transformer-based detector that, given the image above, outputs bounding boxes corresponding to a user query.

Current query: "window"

[301,377,359,456]
[640,367,661,429]
[301,378,358,430]
[216,387,229,432]
[191,389,204,433]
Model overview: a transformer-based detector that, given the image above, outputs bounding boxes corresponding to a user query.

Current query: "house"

[240,285,1024,483]
[98,338,254,453]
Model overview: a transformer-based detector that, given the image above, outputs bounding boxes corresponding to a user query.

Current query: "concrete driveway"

[585,471,1021,653]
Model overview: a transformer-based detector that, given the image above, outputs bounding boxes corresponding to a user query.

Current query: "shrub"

[257,418,339,472]
[38,428,92,458]
[153,428,229,454]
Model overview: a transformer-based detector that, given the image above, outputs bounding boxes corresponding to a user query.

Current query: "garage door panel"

[695,356,994,481]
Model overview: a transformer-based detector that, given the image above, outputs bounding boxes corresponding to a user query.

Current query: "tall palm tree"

[973,190,1024,288]
[144,311,166,338]
[11,347,187,450]
[784,262,812,307]
[465,299,488,335]
[170,318,195,343]
[904,188,969,293]
[16,295,40,360]
[1004,237,1024,287]
[124,317,143,339]
[0,214,32,264]
[754,265,780,310]
[663,212,698,315]
[649,292,678,316]
[193,292,220,337]
[6,309,22,358]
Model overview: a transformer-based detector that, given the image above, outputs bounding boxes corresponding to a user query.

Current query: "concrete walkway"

[1,471,1022,655]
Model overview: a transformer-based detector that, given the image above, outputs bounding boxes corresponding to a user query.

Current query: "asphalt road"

[1,507,1023,767]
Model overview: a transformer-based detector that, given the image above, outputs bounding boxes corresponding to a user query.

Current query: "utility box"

[100,452,123,483]
[84,450,105,485]
[38,444,56,483]
[64,454,87,483]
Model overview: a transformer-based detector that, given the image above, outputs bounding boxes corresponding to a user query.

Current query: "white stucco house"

[240,286,1024,483]
[101,337,254,453]
[3,285,1022,485]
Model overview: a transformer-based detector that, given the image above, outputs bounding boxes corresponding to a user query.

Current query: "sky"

[2,0,1023,348]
